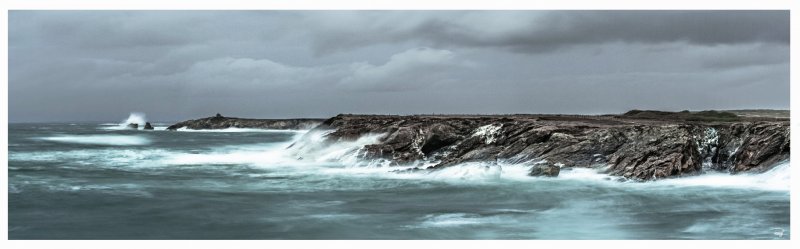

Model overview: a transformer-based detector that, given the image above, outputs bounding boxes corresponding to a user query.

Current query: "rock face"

[307,113,789,181]
[166,114,325,131]
[143,122,154,130]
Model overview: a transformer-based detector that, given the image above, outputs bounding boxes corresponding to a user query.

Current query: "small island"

[165,113,325,131]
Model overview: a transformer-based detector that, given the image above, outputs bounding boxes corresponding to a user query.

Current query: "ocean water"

[7,123,790,239]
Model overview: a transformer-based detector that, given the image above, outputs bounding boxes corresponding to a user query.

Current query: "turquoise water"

[7,123,790,239]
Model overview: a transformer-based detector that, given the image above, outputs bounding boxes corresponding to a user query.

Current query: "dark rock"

[143,122,154,130]
[126,123,138,129]
[528,163,560,177]
[606,125,703,180]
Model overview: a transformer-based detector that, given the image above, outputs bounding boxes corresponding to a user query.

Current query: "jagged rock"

[166,114,325,131]
[528,163,560,177]
[143,122,154,130]
[306,112,789,181]
[126,123,138,129]
[606,125,703,180]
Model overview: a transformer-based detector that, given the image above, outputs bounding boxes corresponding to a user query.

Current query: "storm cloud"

[8,10,789,122]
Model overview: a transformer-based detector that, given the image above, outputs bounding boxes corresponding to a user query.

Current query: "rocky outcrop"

[306,113,789,181]
[143,122,154,130]
[529,162,561,177]
[126,123,138,129]
[166,113,325,131]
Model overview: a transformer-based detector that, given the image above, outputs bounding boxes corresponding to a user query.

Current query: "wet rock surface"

[166,114,325,131]
[309,113,789,181]
[528,163,561,177]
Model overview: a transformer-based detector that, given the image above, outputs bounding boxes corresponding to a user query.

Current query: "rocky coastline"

[304,111,789,181]
[168,110,789,181]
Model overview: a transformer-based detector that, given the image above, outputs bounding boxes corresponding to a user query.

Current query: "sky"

[8,10,790,122]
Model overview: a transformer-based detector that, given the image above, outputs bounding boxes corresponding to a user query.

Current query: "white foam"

[471,124,502,144]
[99,112,148,130]
[415,213,502,228]
[652,161,790,191]
[45,183,153,197]
[164,146,291,166]
[557,167,619,181]
[405,162,507,182]
[36,135,151,146]
[284,130,387,166]
[10,149,171,167]
[161,131,387,171]
[375,158,790,192]
[123,112,147,126]
[99,126,129,131]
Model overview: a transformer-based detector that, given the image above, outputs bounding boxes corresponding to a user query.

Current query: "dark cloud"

[8,11,789,122]
[304,11,789,55]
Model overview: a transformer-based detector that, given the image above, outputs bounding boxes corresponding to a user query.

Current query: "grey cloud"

[8,10,789,122]
[339,48,469,91]
[694,44,790,70]
[304,11,788,55]
[178,57,335,89]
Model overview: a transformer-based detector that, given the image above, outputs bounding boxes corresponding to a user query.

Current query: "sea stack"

[143,122,154,130]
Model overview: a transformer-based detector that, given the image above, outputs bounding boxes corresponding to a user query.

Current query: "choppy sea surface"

[8,122,790,239]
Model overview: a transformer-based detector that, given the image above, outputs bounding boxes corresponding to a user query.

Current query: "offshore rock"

[308,111,789,181]
[166,114,325,131]
[143,122,154,130]
[126,123,138,129]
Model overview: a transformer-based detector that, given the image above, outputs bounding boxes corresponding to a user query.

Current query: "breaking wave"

[20,130,791,192]
[100,113,148,130]
[652,161,790,191]
[159,131,790,191]
[162,130,387,168]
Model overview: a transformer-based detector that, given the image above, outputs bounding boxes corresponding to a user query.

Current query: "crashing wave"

[99,113,148,130]
[248,131,792,191]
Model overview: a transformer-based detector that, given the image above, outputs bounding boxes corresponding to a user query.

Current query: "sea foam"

[37,135,151,146]
[652,161,790,191]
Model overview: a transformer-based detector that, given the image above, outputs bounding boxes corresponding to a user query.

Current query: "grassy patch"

[623,110,741,122]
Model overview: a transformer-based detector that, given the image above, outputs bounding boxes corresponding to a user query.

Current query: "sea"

[7,118,791,239]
